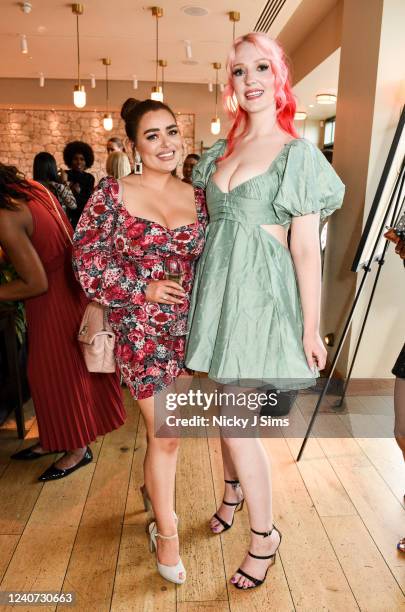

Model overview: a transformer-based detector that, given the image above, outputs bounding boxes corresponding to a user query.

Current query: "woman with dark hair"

[73,98,207,585]
[186,32,345,590]
[182,153,200,184]
[33,152,77,213]
[0,163,125,481]
[63,141,95,228]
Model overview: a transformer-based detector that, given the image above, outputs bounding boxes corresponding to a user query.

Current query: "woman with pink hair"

[186,33,345,589]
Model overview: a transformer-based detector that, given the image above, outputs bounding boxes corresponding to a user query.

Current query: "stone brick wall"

[0,109,194,182]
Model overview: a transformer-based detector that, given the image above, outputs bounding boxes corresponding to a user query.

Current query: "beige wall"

[350,0,405,377]
[0,79,228,152]
[322,0,405,379]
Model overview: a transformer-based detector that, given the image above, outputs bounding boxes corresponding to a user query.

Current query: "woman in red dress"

[73,98,207,585]
[0,163,125,481]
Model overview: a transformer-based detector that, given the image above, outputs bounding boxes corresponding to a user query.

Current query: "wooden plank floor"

[0,390,404,611]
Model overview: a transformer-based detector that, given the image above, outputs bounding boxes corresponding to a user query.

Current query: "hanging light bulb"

[20,34,28,54]
[90,73,96,88]
[208,82,213,93]
[39,72,45,87]
[132,75,138,90]
[210,62,221,136]
[151,86,163,102]
[211,117,221,135]
[103,113,113,131]
[72,4,86,109]
[150,7,164,102]
[73,85,86,108]
[102,58,113,131]
[219,83,225,93]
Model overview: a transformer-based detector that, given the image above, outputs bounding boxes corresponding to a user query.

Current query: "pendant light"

[72,4,86,108]
[150,7,164,102]
[210,62,221,135]
[226,11,240,114]
[229,11,240,40]
[159,59,167,99]
[102,58,113,131]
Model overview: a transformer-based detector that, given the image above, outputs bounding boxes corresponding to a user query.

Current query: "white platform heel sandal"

[148,521,186,585]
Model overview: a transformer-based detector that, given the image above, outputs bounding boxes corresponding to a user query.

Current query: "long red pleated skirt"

[24,186,125,451]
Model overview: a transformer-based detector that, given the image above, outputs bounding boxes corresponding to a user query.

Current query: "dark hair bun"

[121,98,140,121]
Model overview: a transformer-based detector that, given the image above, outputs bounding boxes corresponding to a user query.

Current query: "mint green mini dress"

[185,138,345,390]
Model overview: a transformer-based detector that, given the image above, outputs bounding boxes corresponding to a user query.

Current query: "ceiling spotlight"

[316,93,336,105]
[90,74,96,88]
[184,40,192,59]
[132,75,138,89]
[39,72,45,87]
[181,6,209,16]
[20,1,33,14]
[20,34,28,54]
[294,111,307,121]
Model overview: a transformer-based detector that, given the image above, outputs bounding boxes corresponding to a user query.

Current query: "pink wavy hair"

[220,32,298,160]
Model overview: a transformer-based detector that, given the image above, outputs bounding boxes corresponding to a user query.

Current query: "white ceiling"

[0,0,300,84]
[0,0,341,120]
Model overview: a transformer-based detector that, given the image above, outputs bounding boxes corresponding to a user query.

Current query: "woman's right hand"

[145,280,185,305]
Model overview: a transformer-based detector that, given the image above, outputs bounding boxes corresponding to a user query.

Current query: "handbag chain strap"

[42,185,74,246]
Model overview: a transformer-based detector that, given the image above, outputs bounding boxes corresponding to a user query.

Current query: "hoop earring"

[134,149,143,175]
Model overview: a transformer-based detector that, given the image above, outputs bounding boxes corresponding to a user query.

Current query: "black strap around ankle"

[225,479,240,486]
[251,526,274,538]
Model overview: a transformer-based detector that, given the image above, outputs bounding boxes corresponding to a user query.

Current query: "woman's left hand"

[303,332,327,372]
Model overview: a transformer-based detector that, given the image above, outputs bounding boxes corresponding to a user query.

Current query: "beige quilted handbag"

[78,302,116,373]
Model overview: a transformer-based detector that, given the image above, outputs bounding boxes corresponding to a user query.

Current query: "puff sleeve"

[72,177,148,308]
[274,139,345,224]
[192,139,227,189]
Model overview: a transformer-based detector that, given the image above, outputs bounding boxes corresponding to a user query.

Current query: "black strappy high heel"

[232,525,282,589]
[211,479,244,533]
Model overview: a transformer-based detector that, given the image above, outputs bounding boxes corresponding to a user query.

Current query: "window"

[323,116,335,147]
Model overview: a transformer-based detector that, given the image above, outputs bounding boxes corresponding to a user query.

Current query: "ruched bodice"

[185,137,345,390]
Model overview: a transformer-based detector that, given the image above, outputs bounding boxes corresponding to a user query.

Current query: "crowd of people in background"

[28,136,200,230]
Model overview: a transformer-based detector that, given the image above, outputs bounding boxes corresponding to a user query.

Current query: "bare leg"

[221,435,280,589]
[210,437,244,533]
[138,395,181,568]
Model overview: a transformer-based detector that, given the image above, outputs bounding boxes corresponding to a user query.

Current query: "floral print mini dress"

[73,177,207,399]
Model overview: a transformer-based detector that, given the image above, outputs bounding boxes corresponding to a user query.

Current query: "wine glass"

[164,257,184,287]
[164,257,186,335]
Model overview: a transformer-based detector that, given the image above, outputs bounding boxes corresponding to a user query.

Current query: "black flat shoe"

[38,447,93,482]
[11,445,61,461]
